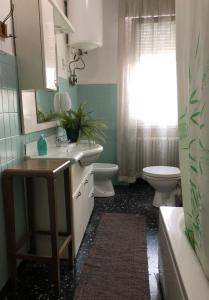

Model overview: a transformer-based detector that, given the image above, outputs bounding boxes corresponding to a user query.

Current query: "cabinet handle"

[90,171,94,175]
[91,192,94,197]
[76,191,81,198]
[84,179,88,184]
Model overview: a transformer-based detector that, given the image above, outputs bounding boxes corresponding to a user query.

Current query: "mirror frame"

[21,90,57,134]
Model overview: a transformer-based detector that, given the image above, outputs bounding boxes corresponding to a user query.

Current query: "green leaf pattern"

[179,32,209,254]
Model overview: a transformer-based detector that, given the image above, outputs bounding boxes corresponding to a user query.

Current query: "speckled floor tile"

[11,179,162,300]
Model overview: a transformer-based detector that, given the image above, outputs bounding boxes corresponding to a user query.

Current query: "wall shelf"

[49,0,75,34]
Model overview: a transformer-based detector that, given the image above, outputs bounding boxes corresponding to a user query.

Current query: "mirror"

[35,90,56,123]
[36,90,72,123]
[21,90,73,134]
[21,90,57,134]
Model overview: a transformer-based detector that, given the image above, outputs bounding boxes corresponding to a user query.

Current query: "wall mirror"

[21,90,57,134]
[21,90,72,134]
[35,90,56,123]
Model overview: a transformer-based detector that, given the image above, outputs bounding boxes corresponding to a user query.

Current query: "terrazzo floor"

[10,179,161,300]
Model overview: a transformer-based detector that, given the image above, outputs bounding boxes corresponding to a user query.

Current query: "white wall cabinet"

[14,0,57,90]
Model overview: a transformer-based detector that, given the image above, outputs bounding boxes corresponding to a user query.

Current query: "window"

[128,19,177,128]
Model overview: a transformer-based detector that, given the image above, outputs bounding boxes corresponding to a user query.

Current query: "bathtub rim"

[159,207,209,300]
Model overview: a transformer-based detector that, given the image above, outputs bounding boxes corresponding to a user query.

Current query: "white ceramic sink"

[26,137,103,166]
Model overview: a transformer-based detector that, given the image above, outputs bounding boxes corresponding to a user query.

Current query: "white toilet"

[93,163,119,197]
[142,166,181,207]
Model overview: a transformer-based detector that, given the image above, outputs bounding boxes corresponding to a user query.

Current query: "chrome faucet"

[55,135,69,147]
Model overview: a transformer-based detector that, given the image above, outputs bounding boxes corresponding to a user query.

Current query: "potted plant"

[55,103,107,143]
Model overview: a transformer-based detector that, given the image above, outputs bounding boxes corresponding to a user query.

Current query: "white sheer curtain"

[117,0,178,182]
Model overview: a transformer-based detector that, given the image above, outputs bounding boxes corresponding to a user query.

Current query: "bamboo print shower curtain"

[176,0,209,278]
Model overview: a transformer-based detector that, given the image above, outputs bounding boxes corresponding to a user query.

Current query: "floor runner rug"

[74,213,150,300]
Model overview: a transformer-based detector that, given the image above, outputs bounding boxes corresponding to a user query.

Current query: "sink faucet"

[55,127,69,147]
[55,135,69,147]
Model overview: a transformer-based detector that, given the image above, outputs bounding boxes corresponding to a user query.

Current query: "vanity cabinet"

[13,0,57,90]
[71,164,94,255]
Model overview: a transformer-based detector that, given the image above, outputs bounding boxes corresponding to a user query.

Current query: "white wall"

[77,0,119,84]
[0,0,14,54]
[55,0,72,79]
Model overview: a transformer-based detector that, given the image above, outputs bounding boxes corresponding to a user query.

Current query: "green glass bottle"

[37,134,48,156]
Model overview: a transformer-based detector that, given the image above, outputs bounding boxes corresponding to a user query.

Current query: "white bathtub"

[159,207,209,300]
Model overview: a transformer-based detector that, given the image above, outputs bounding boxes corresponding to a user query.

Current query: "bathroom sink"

[26,139,103,166]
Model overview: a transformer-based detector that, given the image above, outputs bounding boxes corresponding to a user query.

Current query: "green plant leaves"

[50,102,107,143]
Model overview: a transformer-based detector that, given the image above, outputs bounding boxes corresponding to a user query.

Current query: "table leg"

[26,177,36,254]
[47,178,60,297]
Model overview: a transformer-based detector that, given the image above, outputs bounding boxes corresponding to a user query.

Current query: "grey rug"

[74,213,150,300]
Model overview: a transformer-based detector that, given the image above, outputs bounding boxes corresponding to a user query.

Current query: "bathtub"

[159,207,209,300]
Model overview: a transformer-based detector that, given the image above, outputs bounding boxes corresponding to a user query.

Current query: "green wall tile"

[2,89,8,112]
[3,113,10,137]
[0,114,5,139]
[8,90,14,112]
[0,139,6,164]
[0,53,16,65]
[5,138,12,162]
[9,113,16,137]
[0,90,3,113]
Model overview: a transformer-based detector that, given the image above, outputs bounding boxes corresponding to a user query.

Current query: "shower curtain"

[176,0,209,279]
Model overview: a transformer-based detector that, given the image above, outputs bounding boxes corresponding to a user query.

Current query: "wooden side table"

[2,159,73,297]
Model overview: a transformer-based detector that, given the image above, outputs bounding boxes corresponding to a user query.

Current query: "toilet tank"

[68,0,103,51]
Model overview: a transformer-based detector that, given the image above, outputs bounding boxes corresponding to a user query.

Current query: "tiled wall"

[0,0,78,292]
[0,53,57,166]
[0,52,57,290]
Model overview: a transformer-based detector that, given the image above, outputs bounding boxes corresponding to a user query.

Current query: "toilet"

[142,166,181,207]
[93,163,119,197]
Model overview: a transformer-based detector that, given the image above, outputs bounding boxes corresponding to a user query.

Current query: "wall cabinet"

[14,0,57,90]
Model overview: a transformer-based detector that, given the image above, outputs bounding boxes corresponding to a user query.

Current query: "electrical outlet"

[0,21,7,38]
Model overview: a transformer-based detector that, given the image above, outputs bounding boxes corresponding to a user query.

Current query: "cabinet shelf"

[49,0,75,34]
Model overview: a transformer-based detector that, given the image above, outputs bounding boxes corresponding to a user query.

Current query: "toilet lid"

[143,166,180,178]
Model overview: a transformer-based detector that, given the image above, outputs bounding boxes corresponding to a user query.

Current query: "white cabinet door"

[39,0,57,90]
[71,166,95,257]
[87,170,94,220]
[83,176,90,231]
[72,186,84,256]
[88,170,94,194]
[14,0,57,90]
[88,189,94,220]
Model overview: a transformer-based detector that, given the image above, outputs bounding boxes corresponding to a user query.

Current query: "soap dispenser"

[37,134,48,155]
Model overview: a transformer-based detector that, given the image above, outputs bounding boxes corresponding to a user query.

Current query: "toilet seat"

[93,163,119,174]
[143,166,180,179]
